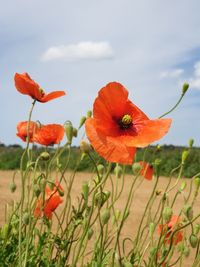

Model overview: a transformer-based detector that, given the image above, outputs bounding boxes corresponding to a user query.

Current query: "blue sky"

[0,0,200,147]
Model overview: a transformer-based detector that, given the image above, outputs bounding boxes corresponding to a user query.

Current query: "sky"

[0,0,200,147]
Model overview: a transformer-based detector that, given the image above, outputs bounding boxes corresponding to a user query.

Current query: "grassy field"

[0,170,199,266]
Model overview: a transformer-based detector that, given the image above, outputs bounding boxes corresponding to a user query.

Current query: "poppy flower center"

[39,88,45,97]
[119,114,133,129]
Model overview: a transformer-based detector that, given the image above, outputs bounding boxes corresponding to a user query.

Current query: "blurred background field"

[0,143,200,178]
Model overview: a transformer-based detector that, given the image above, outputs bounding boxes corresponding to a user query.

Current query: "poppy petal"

[40,91,66,103]
[85,118,136,165]
[116,118,172,147]
[14,73,41,100]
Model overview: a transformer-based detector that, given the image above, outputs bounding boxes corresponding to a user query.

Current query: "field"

[0,170,199,266]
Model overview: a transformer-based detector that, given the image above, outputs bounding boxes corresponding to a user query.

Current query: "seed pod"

[163,206,173,222]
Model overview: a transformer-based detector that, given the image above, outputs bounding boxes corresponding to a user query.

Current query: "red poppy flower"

[138,161,154,180]
[16,121,39,142]
[14,72,66,102]
[85,82,172,165]
[34,181,63,219]
[33,124,64,146]
[158,215,183,245]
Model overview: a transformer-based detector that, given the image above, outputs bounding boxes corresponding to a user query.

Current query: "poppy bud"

[182,83,189,95]
[163,206,173,222]
[156,189,162,196]
[183,246,190,257]
[182,205,193,221]
[194,177,200,190]
[194,224,200,235]
[100,208,110,225]
[40,151,50,161]
[82,181,89,201]
[182,150,189,164]
[87,227,94,240]
[97,164,105,176]
[132,162,142,175]
[189,234,198,248]
[154,158,162,175]
[10,182,17,193]
[33,184,41,197]
[103,191,111,202]
[87,110,92,118]
[124,210,130,221]
[73,127,77,137]
[188,138,194,148]
[114,165,123,179]
[123,262,132,267]
[149,222,155,237]
[23,212,30,225]
[64,121,73,145]
[180,181,187,191]
[156,145,161,151]
[112,209,121,225]
[79,116,86,129]
[80,140,91,153]
[1,223,10,239]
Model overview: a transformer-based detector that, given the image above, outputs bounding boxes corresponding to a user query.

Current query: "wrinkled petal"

[85,118,136,165]
[33,124,64,146]
[138,161,153,180]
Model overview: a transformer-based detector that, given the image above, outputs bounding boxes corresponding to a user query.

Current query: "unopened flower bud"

[182,150,189,164]
[183,246,190,257]
[182,83,189,95]
[149,222,155,237]
[156,189,162,196]
[154,158,162,175]
[87,227,94,240]
[40,151,50,161]
[87,110,92,118]
[114,165,123,179]
[132,162,142,175]
[112,209,121,224]
[100,208,110,225]
[123,262,132,267]
[82,181,89,201]
[23,212,30,225]
[80,140,91,153]
[163,206,173,222]
[189,138,194,148]
[189,234,198,248]
[10,182,17,193]
[79,116,86,129]
[194,224,200,235]
[1,224,10,239]
[64,121,73,145]
[103,191,111,202]
[156,145,161,151]
[73,127,77,137]
[33,184,41,197]
[183,205,193,221]
[97,164,105,176]
[194,177,200,190]
[180,181,187,191]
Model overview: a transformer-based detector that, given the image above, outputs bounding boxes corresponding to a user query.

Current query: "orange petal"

[116,118,172,147]
[85,118,136,165]
[139,161,153,180]
[40,91,66,102]
[14,73,41,100]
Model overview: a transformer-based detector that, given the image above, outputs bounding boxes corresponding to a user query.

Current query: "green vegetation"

[0,143,199,177]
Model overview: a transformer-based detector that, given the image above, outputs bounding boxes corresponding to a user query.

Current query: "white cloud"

[189,61,200,89]
[41,41,114,62]
[160,69,184,79]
